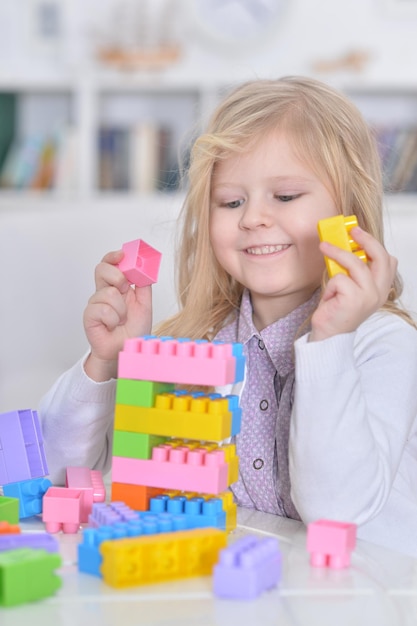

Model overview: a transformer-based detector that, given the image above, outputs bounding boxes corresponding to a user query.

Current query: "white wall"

[2,0,417,86]
[0,196,181,412]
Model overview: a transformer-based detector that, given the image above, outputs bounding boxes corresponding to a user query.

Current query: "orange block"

[0,521,21,534]
[111,482,164,511]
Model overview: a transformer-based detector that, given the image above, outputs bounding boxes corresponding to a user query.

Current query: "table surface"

[2,507,417,626]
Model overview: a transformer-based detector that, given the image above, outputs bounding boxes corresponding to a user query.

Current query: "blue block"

[3,477,52,519]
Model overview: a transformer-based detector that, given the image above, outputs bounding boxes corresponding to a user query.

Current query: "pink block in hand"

[65,467,106,523]
[118,239,162,287]
[307,519,357,569]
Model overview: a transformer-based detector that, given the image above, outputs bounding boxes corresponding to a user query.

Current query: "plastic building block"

[149,494,226,530]
[3,477,52,519]
[117,336,244,386]
[161,489,237,531]
[317,214,367,277]
[65,467,106,522]
[0,521,20,535]
[89,501,140,527]
[0,496,19,524]
[100,527,227,587]
[112,441,237,494]
[0,548,62,607]
[42,486,83,533]
[0,408,49,484]
[213,535,281,599]
[117,239,162,287]
[217,490,237,532]
[116,379,174,407]
[307,519,357,568]
[113,431,168,460]
[114,392,238,442]
[0,532,59,553]
[110,482,164,511]
[79,511,192,577]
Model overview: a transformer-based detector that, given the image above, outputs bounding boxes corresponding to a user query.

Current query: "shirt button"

[259,399,269,411]
[253,458,264,470]
[258,339,265,350]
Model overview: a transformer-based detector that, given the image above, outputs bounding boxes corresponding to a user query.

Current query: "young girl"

[39,76,417,557]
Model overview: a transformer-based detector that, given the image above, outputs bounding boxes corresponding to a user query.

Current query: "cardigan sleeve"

[38,354,116,485]
[289,312,417,526]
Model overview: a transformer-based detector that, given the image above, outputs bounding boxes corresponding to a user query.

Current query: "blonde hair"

[157,76,414,338]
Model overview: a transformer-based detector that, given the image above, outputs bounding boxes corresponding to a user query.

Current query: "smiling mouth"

[245,244,290,255]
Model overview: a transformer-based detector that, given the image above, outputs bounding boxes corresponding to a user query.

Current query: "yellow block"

[114,393,232,442]
[317,215,367,277]
[100,527,227,587]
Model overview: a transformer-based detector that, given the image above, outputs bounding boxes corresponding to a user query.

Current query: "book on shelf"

[375,124,417,193]
[0,134,46,189]
[0,125,81,193]
[97,121,180,193]
[54,126,80,193]
[0,93,16,174]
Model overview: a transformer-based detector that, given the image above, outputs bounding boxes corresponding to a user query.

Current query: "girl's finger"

[88,286,128,322]
[95,261,130,293]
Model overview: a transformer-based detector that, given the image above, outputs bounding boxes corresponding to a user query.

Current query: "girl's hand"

[310,227,398,342]
[83,249,153,381]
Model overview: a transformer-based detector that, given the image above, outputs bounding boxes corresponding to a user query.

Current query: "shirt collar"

[216,288,321,375]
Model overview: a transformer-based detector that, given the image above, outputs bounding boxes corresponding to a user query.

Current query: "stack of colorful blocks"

[88,334,245,587]
[112,336,244,514]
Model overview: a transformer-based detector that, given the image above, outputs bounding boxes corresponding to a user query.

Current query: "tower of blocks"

[111,335,245,530]
[317,214,367,277]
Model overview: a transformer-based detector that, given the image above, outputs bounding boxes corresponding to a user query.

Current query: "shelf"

[1,75,417,202]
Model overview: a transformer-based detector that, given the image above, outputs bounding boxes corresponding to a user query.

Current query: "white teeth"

[246,244,289,255]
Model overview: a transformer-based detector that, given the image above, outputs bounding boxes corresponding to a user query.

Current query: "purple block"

[0,409,49,484]
[213,535,281,600]
[88,501,140,528]
[20,409,49,479]
[0,532,59,553]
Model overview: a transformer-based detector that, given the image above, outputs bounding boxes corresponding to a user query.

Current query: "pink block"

[118,337,237,386]
[117,239,161,287]
[112,445,230,494]
[307,519,357,568]
[42,486,83,534]
[65,467,106,523]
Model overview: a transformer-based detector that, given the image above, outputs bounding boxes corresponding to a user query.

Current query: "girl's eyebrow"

[268,175,315,184]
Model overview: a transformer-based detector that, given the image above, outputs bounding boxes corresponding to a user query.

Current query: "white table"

[2,508,417,626]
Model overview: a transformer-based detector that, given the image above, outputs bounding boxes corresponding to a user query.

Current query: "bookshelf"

[2,74,417,212]
[345,86,417,195]
[0,72,225,204]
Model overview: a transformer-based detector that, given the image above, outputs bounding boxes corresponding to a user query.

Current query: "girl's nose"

[239,199,273,230]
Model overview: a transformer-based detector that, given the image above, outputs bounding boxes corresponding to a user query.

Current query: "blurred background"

[1,0,417,411]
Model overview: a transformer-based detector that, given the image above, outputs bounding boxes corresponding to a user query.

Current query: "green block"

[116,379,174,407]
[113,430,167,459]
[0,496,19,524]
[0,548,62,607]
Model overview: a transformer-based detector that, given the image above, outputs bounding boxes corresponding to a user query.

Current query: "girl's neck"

[251,288,320,331]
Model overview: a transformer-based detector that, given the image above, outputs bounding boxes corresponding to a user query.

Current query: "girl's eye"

[276,194,300,202]
[223,199,243,209]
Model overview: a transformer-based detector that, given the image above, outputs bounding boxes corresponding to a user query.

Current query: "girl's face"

[209,130,339,329]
